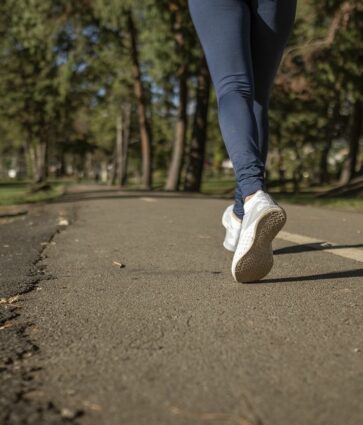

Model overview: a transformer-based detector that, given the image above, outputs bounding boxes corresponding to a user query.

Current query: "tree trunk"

[339,99,363,185]
[100,160,108,183]
[127,9,152,190]
[111,102,131,186]
[319,139,333,185]
[165,70,189,191]
[293,142,303,193]
[58,150,67,178]
[34,141,48,183]
[121,102,132,186]
[115,111,123,185]
[319,100,340,185]
[110,150,117,186]
[165,5,189,191]
[277,142,286,191]
[24,140,35,180]
[84,152,93,180]
[183,55,211,192]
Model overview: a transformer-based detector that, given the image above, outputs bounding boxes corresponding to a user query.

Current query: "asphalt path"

[2,188,362,425]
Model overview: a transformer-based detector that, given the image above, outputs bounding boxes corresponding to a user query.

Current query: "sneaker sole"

[233,207,287,283]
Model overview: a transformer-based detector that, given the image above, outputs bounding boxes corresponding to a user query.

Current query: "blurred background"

[0,0,362,208]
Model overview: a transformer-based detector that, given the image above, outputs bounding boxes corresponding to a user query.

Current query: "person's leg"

[233,0,297,213]
[250,0,297,164]
[187,0,265,220]
[231,1,297,282]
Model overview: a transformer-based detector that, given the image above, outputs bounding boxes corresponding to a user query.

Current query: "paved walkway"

[2,188,363,425]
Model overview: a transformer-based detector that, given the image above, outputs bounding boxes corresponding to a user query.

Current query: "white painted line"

[139,197,157,202]
[277,231,363,263]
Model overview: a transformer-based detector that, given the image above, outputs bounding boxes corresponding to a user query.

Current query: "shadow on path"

[274,243,363,255]
[259,268,363,284]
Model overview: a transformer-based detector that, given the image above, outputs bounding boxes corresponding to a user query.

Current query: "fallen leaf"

[0,295,20,304]
[0,322,14,330]
[82,400,102,412]
[61,408,79,419]
[23,390,45,401]
[113,261,126,268]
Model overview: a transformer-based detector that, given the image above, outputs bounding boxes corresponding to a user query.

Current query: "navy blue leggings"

[188,0,297,218]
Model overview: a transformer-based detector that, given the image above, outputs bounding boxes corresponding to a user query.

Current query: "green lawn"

[201,177,363,211]
[1,177,362,213]
[201,176,235,194]
[0,182,65,206]
[272,192,363,211]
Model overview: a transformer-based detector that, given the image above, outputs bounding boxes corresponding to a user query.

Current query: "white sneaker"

[222,204,242,252]
[231,190,286,283]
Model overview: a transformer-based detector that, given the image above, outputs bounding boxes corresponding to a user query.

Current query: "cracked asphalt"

[0,204,78,425]
[1,187,363,425]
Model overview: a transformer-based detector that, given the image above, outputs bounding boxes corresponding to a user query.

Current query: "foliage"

[0,0,361,189]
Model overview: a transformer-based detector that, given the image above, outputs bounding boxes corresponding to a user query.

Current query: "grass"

[201,176,235,195]
[0,182,65,206]
[272,192,363,211]
[1,176,361,213]
[201,176,363,211]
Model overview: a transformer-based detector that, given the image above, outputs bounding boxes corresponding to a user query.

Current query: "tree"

[126,8,153,189]
[183,54,211,191]
[164,1,191,191]
[0,1,63,182]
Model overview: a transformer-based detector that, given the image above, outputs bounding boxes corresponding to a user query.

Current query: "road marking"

[277,231,363,263]
[139,197,157,202]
